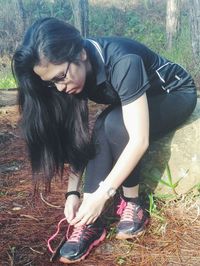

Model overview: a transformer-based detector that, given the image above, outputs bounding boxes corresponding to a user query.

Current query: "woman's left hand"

[70,189,107,227]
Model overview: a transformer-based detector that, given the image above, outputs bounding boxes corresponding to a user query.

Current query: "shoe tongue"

[123,196,140,205]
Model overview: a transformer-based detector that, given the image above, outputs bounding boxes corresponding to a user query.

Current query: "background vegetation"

[0,0,199,89]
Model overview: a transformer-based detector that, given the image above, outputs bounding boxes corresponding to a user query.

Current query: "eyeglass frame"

[46,62,71,88]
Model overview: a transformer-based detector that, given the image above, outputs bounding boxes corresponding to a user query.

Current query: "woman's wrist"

[97,181,117,200]
[65,191,81,200]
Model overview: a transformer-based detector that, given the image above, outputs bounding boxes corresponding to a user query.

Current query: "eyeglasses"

[46,62,71,87]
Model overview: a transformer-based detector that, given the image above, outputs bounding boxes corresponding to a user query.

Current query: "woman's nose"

[55,83,66,92]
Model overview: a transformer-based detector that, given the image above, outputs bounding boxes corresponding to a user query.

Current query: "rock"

[12,207,22,211]
[141,98,200,196]
[0,131,15,144]
[0,161,21,174]
[0,90,17,107]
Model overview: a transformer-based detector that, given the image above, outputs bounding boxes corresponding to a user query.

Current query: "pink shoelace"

[116,199,136,222]
[47,217,68,254]
[116,199,127,216]
[68,225,85,242]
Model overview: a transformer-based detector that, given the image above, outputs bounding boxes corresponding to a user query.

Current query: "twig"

[23,260,34,266]
[7,251,14,266]
[29,247,44,255]
[186,202,200,223]
[20,214,40,221]
[191,206,200,223]
[40,192,62,209]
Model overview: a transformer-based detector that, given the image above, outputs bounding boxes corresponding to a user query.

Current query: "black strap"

[65,191,80,199]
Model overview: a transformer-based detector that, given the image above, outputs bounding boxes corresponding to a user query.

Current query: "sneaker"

[59,219,106,264]
[116,198,149,240]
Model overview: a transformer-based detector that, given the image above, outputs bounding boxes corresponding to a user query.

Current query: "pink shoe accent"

[137,209,144,221]
[77,229,106,260]
[116,199,127,216]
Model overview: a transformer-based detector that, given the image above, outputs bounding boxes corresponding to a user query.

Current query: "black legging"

[84,89,197,193]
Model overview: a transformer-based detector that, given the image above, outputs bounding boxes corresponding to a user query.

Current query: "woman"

[12,17,197,264]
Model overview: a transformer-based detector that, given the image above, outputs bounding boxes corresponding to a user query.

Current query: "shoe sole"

[59,229,107,264]
[115,219,149,240]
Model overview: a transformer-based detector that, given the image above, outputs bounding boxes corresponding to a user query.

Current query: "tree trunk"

[189,0,200,61]
[166,0,181,50]
[70,0,89,37]
[16,0,26,33]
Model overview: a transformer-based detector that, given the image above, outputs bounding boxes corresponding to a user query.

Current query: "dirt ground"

[0,91,200,266]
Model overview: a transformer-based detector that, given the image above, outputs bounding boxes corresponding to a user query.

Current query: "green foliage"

[147,163,188,196]
[22,0,73,25]
[0,0,73,88]
[148,193,165,221]
[106,226,116,240]
[89,1,166,49]
[0,57,16,89]
[0,0,73,56]
[0,75,16,89]
[0,0,199,89]
[159,164,178,194]
[116,256,127,265]
[89,1,198,82]
[0,191,8,196]
[195,183,200,192]
[89,5,127,36]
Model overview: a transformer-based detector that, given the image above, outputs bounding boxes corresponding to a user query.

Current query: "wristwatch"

[107,187,116,198]
[99,181,116,198]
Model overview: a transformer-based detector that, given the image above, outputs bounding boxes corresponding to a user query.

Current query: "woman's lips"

[65,86,83,94]
[65,88,77,94]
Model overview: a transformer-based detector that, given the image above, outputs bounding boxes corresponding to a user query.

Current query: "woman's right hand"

[64,195,80,223]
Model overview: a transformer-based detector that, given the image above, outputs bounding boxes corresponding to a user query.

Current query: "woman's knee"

[104,107,129,144]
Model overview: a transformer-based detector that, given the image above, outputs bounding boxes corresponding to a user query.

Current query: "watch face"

[107,187,116,197]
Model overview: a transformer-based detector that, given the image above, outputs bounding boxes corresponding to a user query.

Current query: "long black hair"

[12,17,95,181]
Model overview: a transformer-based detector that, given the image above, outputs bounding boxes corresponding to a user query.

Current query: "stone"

[0,90,17,107]
[141,98,200,196]
[0,161,21,174]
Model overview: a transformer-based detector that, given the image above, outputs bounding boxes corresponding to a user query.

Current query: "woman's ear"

[80,48,87,61]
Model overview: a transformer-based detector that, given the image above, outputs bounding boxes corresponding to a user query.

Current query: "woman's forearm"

[67,170,82,192]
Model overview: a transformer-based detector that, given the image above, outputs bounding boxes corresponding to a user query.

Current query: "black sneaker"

[116,198,149,240]
[59,219,106,264]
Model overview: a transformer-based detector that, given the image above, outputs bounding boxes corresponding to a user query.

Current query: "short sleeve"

[111,54,150,105]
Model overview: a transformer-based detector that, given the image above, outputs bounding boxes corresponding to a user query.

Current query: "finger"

[64,209,70,221]
[86,216,97,225]
[70,213,83,225]
[75,216,94,227]
[64,207,75,222]
[67,213,74,223]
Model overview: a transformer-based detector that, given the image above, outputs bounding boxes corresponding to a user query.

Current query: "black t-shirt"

[83,37,194,105]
